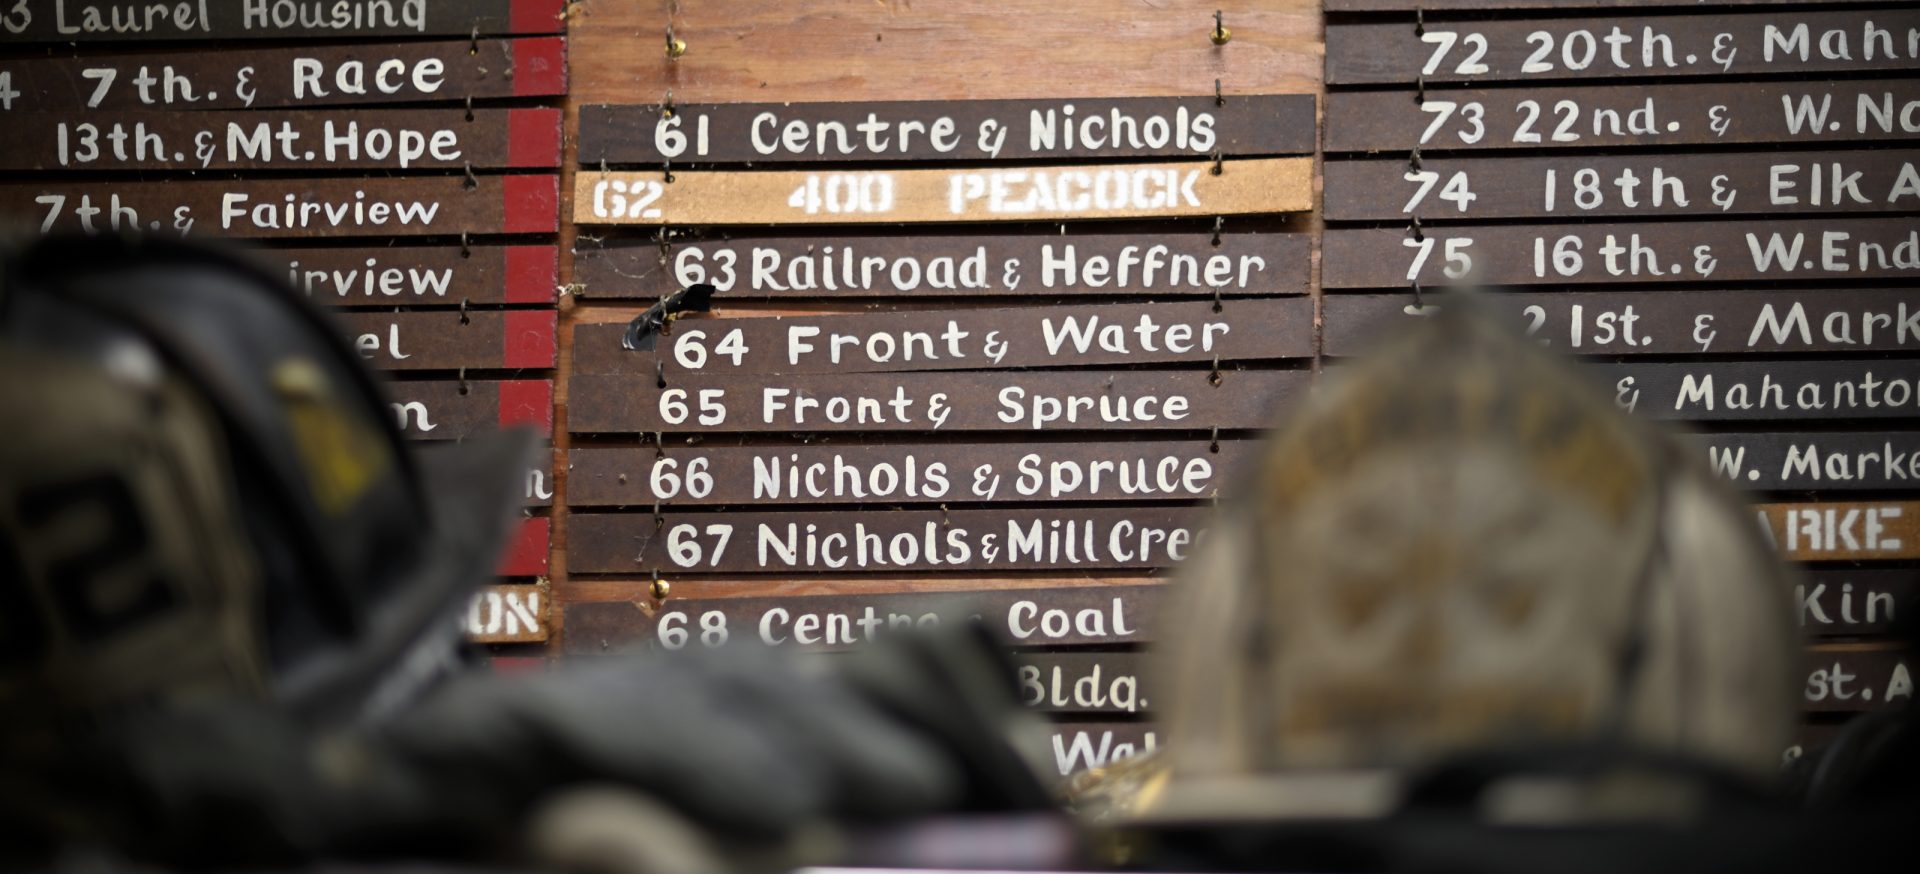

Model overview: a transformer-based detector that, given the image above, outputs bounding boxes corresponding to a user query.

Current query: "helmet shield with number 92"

[0,235,535,737]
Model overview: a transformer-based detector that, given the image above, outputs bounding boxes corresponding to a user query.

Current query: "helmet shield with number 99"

[0,235,534,736]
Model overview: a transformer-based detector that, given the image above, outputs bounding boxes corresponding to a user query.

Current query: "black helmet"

[0,234,534,730]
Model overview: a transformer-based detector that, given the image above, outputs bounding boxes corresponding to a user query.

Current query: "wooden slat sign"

[1327,11,1920,84]
[574,299,1314,376]
[1325,80,1920,153]
[1017,652,1150,715]
[0,0,565,42]
[0,108,563,172]
[0,38,566,111]
[561,585,1161,654]
[1757,501,1920,561]
[263,245,557,308]
[1321,218,1920,288]
[1803,649,1913,713]
[1599,361,1920,423]
[1028,649,1912,716]
[1694,432,1920,492]
[465,584,548,644]
[578,95,1317,164]
[420,443,554,507]
[1797,571,1914,639]
[386,378,552,440]
[1321,290,1920,357]
[567,507,1208,574]
[574,158,1312,226]
[573,232,1310,300]
[1049,723,1157,776]
[1323,151,1920,221]
[567,370,1308,434]
[0,176,558,239]
[336,312,556,372]
[567,440,1255,507]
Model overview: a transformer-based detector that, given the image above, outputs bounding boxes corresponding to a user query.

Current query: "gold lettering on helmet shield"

[271,360,388,515]
[1261,335,1653,530]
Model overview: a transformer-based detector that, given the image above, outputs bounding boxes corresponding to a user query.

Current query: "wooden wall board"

[566,370,1310,434]
[0,108,563,173]
[0,0,566,43]
[566,440,1255,507]
[0,175,559,239]
[499,516,552,577]
[564,1,1325,105]
[575,158,1313,226]
[262,245,559,308]
[0,38,567,111]
[572,232,1312,300]
[1327,11,1920,84]
[573,298,1315,376]
[579,95,1317,165]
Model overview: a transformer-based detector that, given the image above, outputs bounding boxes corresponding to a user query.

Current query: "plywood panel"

[565,1,1324,105]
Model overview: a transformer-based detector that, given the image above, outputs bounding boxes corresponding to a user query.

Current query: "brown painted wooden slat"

[1802,648,1914,712]
[1321,218,1920,288]
[566,507,1209,574]
[567,369,1309,434]
[574,158,1312,226]
[573,232,1310,300]
[0,0,564,43]
[578,95,1315,164]
[567,440,1255,507]
[333,311,556,371]
[1691,432,1920,493]
[1325,80,1920,153]
[1324,151,1920,221]
[0,108,562,172]
[1796,571,1916,639]
[383,378,552,440]
[1598,360,1920,422]
[0,38,566,111]
[560,585,1160,654]
[1327,12,1920,84]
[1015,652,1151,715]
[0,175,558,239]
[1321,290,1920,357]
[573,299,1314,376]
[260,245,558,308]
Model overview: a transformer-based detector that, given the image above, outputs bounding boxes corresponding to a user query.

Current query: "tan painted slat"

[465,584,550,644]
[575,158,1312,226]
